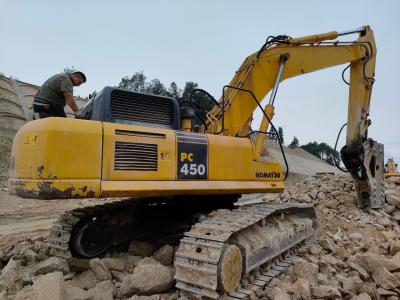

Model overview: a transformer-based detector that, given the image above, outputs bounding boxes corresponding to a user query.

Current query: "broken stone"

[271,288,291,300]
[318,257,337,274]
[64,281,88,300]
[153,245,174,266]
[86,280,114,300]
[288,278,311,300]
[308,189,318,199]
[350,294,371,300]
[372,266,400,290]
[325,199,338,209]
[13,286,34,300]
[308,244,321,256]
[127,296,166,300]
[111,270,126,282]
[377,287,397,296]
[31,272,64,300]
[89,258,111,281]
[312,285,341,299]
[32,256,69,275]
[336,246,351,261]
[128,241,155,257]
[348,262,370,281]
[392,210,400,221]
[70,270,99,290]
[343,276,363,294]
[23,249,39,265]
[1,258,22,294]
[355,253,400,273]
[102,257,125,271]
[317,191,326,201]
[386,192,400,208]
[137,257,160,266]
[384,205,397,214]
[319,237,337,254]
[349,232,364,241]
[358,282,379,300]
[292,258,318,286]
[300,194,312,203]
[317,273,331,286]
[127,255,142,267]
[120,264,174,296]
[0,290,7,300]
[377,216,392,227]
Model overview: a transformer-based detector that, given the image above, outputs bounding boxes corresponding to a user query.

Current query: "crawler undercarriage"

[48,196,316,299]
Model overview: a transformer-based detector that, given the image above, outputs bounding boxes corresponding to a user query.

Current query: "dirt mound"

[0,174,399,299]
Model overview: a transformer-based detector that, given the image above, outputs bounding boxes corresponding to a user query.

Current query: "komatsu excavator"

[9,26,384,299]
[385,158,400,178]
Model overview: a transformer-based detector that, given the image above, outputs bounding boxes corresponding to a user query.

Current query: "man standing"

[33,71,86,118]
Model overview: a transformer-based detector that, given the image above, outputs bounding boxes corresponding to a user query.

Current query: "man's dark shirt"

[34,73,73,107]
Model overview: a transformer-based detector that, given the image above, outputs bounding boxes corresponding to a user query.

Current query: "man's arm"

[64,92,79,113]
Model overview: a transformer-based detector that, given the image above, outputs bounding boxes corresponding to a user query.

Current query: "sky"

[1,0,399,162]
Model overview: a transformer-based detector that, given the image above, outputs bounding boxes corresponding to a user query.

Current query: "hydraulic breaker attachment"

[341,139,385,208]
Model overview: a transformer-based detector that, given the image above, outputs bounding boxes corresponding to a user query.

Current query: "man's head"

[71,71,87,86]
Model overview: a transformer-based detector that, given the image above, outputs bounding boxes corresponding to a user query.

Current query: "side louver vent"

[110,90,174,126]
[114,141,158,171]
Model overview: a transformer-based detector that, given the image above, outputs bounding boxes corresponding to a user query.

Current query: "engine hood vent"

[114,141,158,171]
[111,90,175,128]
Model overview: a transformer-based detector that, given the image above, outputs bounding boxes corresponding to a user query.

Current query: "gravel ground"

[1,137,400,299]
[0,174,399,300]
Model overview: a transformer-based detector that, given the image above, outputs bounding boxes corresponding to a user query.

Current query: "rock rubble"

[0,174,399,299]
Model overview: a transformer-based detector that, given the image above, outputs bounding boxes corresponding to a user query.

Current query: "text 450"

[180,163,206,176]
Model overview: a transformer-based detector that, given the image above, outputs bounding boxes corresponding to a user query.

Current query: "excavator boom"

[204,26,383,208]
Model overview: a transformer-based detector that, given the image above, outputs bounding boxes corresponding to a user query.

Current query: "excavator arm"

[205,26,384,208]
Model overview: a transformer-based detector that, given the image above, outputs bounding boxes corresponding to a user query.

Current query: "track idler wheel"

[218,245,243,293]
[70,219,115,258]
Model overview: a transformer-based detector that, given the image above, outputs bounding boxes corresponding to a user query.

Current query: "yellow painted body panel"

[102,123,175,181]
[101,180,284,198]
[385,173,400,179]
[9,179,101,198]
[9,118,102,198]
[207,134,253,180]
[9,119,284,199]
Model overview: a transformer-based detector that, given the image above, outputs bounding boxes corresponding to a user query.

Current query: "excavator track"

[48,196,238,258]
[174,203,316,299]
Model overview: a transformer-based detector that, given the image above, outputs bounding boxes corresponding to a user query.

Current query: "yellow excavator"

[9,26,384,299]
[385,158,400,178]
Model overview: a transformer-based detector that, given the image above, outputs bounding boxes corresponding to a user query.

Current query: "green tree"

[119,71,147,93]
[145,78,168,95]
[167,82,182,100]
[117,72,217,129]
[301,141,341,166]
[288,136,299,148]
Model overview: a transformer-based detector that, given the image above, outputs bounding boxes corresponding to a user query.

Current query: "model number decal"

[177,140,208,180]
[180,163,206,176]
